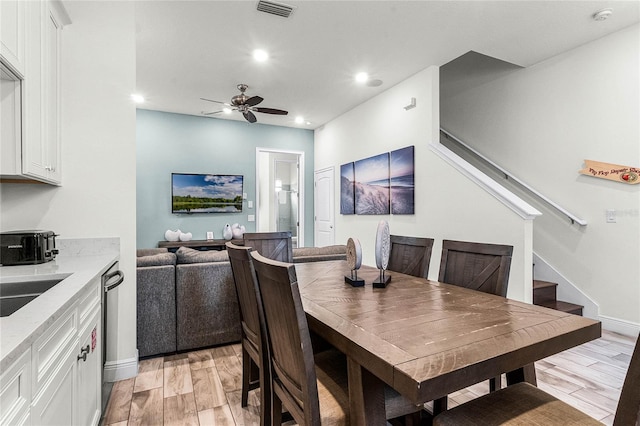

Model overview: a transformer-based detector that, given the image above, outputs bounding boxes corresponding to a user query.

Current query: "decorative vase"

[165,229,180,242]
[231,223,245,239]
[223,224,233,240]
[179,231,192,242]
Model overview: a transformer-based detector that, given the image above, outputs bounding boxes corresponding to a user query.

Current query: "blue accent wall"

[136,109,314,249]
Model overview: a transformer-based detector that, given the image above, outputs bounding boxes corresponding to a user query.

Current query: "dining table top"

[294,260,602,406]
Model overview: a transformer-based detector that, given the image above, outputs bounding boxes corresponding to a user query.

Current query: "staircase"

[533,280,583,315]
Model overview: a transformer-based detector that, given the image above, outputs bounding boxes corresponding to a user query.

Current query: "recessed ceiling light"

[131,94,145,103]
[223,107,232,114]
[295,116,305,124]
[593,8,613,21]
[355,72,369,84]
[253,49,269,62]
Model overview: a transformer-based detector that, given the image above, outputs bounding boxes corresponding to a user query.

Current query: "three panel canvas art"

[341,146,415,215]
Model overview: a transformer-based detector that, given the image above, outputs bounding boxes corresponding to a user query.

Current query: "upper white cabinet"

[0,0,26,77]
[0,0,69,185]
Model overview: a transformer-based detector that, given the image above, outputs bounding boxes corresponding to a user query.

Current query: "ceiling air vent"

[256,0,295,18]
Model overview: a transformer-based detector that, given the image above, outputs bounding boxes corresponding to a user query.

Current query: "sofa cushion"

[136,252,176,267]
[137,248,169,257]
[176,246,229,264]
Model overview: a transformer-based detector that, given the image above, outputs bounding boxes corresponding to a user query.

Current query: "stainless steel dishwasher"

[101,261,124,413]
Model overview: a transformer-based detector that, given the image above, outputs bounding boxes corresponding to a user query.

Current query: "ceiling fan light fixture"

[253,49,269,62]
[223,107,233,114]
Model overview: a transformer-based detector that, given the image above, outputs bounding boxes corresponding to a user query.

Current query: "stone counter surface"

[0,238,119,371]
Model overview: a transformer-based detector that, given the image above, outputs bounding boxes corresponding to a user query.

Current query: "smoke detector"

[593,8,613,21]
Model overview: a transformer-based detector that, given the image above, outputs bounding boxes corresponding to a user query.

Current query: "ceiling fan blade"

[243,110,257,123]
[253,107,288,115]
[245,96,264,107]
[202,110,223,116]
[200,97,230,106]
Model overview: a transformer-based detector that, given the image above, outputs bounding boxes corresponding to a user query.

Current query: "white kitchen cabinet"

[0,0,26,77]
[5,276,103,426]
[75,276,102,426]
[0,0,69,185]
[0,349,32,426]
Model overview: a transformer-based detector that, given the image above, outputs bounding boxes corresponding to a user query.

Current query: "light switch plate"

[248,200,253,209]
[606,209,616,223]
[248,214,255,222]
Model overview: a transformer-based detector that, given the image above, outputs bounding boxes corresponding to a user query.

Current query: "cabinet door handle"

[77,344,90,362]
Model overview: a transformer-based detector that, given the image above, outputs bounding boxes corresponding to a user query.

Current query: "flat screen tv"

[171,173,243,213]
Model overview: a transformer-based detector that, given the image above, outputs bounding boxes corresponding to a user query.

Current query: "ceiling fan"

[201,84,288,123]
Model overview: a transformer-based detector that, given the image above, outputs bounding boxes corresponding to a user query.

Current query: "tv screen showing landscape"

[171,173,243,213]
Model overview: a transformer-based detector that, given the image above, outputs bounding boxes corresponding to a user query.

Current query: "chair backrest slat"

[387,235,434,278]
[613,333,640,426]
[250,251,321,425]
[244,231,293,263]
[438,239,513,297]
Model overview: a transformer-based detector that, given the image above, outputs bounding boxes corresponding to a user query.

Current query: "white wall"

[315,67,534,302]
[0,2,137,372]
[441,25,640,329]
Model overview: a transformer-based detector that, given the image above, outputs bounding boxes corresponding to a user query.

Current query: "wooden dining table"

[295,260,601,425]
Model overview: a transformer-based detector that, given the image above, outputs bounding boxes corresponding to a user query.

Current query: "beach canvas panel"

[354,153,390,215]
[340,162,355,215]
[390,146,415,214]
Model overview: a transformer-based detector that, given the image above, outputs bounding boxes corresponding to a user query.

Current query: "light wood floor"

[101,330,637,426]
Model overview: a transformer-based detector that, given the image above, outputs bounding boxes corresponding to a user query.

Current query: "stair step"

[533,280,557,305]
[538,300,584,316]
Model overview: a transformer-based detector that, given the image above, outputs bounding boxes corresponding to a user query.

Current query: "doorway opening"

[256,149,304,248]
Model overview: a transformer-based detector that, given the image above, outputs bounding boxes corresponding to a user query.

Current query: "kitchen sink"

[0,276,70,317]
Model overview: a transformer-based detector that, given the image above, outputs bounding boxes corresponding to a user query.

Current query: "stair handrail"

[440,128,587,226]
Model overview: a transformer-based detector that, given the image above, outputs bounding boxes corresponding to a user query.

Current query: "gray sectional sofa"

[136,244,346,358]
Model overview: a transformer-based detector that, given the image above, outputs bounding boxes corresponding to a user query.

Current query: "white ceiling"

[135,1,639,129]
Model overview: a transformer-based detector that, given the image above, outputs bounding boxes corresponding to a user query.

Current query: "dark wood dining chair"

[387,235,435,278]
[250,250,350,425]
[434,239,514,413]
[243,231,293,263]
[226,242,271,425]
[438,239,513,297]
[434,332,640,426]
[250,251,424,426]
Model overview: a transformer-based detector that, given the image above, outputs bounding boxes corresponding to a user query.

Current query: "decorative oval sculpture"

[179,231,193,242]
[375,220,390,271]
[346,237,362,271]
[222,224,233,240]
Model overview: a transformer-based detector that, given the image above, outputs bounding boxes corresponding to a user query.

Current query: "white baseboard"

[103,350,138,382]
[599,315,640,337]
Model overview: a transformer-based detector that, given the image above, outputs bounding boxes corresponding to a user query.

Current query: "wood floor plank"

[164,357,194,397]
[164,392,199,426]
[198,405,236,426]
[129,387,164,426]
[226,389,261,426]
[188,348,216,370]
[105,331,634,425]
[134,357,164,393]
[192,366,228,410]
[214,354,243,393]
[103,377,135,424]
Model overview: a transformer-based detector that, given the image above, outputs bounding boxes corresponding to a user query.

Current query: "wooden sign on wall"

[579,160,639,184]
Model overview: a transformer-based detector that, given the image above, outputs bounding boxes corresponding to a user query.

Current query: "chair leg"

[433,396,448,416]
[241,347,251,407]
[489,375,502,392]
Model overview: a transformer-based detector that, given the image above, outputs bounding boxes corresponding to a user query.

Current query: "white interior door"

[314,167,334,247]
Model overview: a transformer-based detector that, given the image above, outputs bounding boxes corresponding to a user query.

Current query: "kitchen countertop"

[0,239,119,371]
